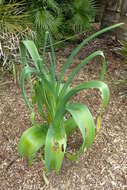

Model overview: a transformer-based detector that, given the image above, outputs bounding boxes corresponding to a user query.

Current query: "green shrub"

[58,0,97,34]
[18,23,123,179]
[0,0,97,74]
[0,0,97,38]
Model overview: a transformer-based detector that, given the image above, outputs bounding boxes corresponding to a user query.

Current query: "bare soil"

[0,38,127,190]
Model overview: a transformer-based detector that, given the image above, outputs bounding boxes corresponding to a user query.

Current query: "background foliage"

[0,0,97,38]
[0,0,98,75]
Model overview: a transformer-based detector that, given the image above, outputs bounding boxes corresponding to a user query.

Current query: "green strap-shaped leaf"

[56,80,110,120]
[34,80,47,119]
[18,124,48,164]
[43,31,49,59]
[65,103,96,161]
[65,80,110,108]
[64,117,78,136]
[45,123,67,172]
[20,43,56,110]
[21,40,48,79]
[48,32,56,71]
[57,23,124,92]
[48,52,56,84]
[59,50,106,97]
[20,42,27,67]
[21,66,37,111]
[43,32,56,84]
[22,40,41,68]
[66,103,96,152]
[43,31,56,68]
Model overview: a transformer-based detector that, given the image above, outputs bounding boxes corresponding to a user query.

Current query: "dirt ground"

[0,38,127,190]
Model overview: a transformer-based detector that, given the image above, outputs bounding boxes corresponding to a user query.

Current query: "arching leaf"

[66,103,96,161]
[57,23,123,92]
[65,80,109,108]
[59,50,106,97]
[18,124,48,164]
[22,40,41,68]
[64,117,77,136]
[56,80,110,120]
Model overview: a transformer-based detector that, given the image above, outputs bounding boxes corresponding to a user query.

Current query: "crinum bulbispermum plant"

[18,23,123,174]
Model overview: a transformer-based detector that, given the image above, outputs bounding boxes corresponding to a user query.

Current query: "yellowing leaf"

[96,116,101,133]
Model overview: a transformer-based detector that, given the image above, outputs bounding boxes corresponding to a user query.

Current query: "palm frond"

[70,0,98,32]
[34,9,61,33]
[0,1,30,32]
